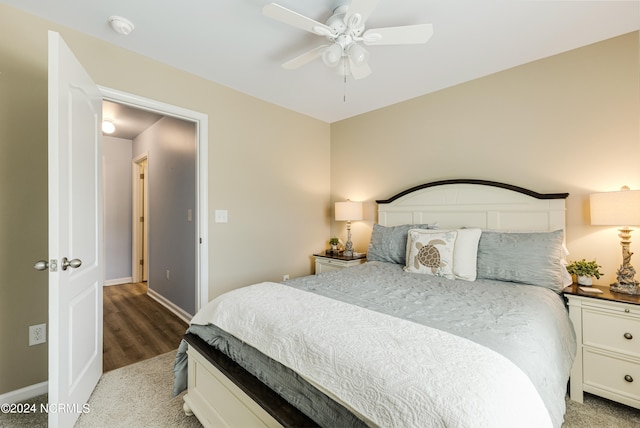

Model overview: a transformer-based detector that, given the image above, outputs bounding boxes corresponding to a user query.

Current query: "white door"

[47,31,103,428]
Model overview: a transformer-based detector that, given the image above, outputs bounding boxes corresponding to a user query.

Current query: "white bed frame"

[182,179,569,428]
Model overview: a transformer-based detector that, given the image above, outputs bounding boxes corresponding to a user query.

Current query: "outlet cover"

[29,323,46,346]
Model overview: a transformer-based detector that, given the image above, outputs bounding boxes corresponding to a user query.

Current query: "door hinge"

[140,173,144,179]
[140,216,144,222]
[139,259,144,266]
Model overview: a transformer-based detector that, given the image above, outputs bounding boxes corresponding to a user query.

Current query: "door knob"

[61,257,82,271]
[34,260,49,271]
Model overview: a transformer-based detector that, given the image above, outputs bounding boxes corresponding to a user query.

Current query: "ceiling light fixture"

[102,120,116,134]
[108,16,135,36]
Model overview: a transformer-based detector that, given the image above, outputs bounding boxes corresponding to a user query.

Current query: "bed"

[173,179,576,428]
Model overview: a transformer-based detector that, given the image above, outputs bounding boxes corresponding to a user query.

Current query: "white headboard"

[377,179,568,232]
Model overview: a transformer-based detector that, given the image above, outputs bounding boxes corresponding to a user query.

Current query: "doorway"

[100,86,209,317]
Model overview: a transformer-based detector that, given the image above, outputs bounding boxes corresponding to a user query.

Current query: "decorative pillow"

[476,230,566,292]
[451,228,482,281]
[367,223,438,264]
[404,229,457,279]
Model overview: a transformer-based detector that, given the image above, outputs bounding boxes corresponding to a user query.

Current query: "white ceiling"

[4,0,639,123]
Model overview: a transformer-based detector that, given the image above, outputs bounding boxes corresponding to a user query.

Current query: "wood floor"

[103,282,188,372]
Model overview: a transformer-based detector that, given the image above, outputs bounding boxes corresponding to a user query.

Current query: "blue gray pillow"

[367,223,438,265]
[476,230,565,292]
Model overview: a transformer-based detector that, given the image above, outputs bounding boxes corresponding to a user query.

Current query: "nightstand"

[313,252,366,274]
[563,284,640,409]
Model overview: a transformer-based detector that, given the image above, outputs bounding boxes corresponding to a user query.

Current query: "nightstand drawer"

[313,254,366,274]
[583,299,640,316]
[583,349,640,404]
[583,309,640,357]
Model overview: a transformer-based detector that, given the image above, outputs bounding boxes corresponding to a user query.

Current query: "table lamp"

[335,200,363,257]
[590,186,640,295]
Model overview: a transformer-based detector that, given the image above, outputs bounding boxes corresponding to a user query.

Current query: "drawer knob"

[624,332,633,340]
[624,375,634,383]
[625,308,631,313]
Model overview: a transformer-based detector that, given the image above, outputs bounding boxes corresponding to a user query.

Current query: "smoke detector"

[108,16,135,35]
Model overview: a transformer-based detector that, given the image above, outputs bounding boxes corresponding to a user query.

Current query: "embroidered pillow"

[404,229,457,279]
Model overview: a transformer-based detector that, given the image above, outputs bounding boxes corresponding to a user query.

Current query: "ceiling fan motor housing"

[323,5,367,65]
[326,6,364,38]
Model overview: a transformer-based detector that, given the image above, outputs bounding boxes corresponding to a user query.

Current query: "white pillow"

[404,229,457,279]
[451,228,482,281]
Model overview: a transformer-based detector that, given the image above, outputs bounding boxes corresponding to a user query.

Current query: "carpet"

[0,351,201,428]
[1,350,638,427]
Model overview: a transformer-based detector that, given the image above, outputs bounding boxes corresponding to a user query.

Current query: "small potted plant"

[566,259,604,286]
[329,237,340,252]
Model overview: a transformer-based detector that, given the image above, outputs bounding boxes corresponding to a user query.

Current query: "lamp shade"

[335,201,363,221]
[590,189,640,226]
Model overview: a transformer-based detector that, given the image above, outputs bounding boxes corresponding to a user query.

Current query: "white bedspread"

[191,282,553,428]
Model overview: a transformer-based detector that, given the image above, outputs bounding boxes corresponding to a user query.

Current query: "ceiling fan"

[263,1,434,80]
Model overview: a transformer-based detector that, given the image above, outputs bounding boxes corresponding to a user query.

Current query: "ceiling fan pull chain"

[343,64,347,102]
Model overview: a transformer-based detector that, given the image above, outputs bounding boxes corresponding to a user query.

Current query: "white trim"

[98,86,209,312]
[147,288,192,324]
[0,381,48,404]
[103,277,133,286]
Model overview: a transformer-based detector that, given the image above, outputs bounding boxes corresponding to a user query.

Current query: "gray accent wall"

[103,136,133,283]
[133,116,197,315]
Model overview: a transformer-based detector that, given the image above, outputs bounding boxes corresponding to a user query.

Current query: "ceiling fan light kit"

[322,43,343,66]
[348,43,369,65]
[263,1,433,80]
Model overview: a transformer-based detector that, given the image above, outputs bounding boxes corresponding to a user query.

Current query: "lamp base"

[343,221,354,257]
[609,228,640,295]
[610,281,640,295]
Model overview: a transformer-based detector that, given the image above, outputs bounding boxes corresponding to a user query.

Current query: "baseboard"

[0,381,47,404]
[146,288,192,324]
[104,277,133,286]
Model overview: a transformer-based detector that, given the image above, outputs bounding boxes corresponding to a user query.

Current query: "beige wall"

[0,5,330,395]
[0,8,50,395]
[331,32,640,287]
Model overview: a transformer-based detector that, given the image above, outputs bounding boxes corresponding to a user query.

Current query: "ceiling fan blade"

[263,3,333,36]
[363,23,434,45]
[344,0,380,27]
[349,59,372,80]
[282,45,329,69]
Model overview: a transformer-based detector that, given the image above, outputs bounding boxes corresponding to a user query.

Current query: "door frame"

[100,86,209,312]
[132,153,148,283]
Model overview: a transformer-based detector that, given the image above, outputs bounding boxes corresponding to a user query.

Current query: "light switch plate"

[215,209,228,223]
